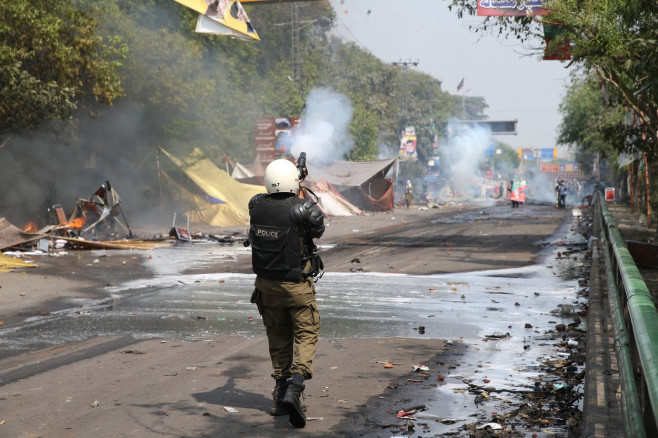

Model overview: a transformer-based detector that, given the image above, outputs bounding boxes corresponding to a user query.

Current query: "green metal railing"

[597,193,658,437]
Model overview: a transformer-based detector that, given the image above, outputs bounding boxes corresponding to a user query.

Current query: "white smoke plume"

[289,88,354,167]
[441,119,492,196]
[525,172,560,204]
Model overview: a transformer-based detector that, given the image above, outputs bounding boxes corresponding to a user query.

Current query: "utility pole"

[291,4,301,97]
[274,6,315,99]
[392,59,419,120]
[459,89,471,120]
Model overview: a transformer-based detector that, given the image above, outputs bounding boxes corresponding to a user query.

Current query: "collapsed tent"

[0,252,36,272]
[305,179,362,217]
[307,158,397,212]
[230,153,266,186]
[231,162,255,180]
[160,148,265,226]
[0,217,53,251]
[231,161,264,186]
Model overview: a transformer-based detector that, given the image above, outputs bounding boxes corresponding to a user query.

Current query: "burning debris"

[59,181,132,240]
[1,179,250,256]
[1,181,141,252]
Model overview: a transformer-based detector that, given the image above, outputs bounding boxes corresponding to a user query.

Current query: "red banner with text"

[477,1,548,16]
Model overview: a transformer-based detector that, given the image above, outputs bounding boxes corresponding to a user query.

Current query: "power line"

[334,13,372,55]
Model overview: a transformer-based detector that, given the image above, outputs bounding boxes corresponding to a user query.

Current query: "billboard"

[174,0,260,41]
[399,126,418,161]
[254,117,301,167]
[521,148,535,160]
[540,162,584,180]
[510,177,527,203]
[477,0,548,16]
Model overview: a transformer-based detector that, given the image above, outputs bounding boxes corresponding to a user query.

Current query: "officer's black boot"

[281,380,306,428]
[270,381,288,416]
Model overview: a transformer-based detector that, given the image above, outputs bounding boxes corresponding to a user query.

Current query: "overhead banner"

[174,0,260,41]
[399,126,418,161]
[540,162,584,180]
[477,0,548,16]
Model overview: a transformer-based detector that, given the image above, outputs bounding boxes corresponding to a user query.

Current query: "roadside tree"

[557,76,625,180]
[0,0,125,134]
[448,0,658,156]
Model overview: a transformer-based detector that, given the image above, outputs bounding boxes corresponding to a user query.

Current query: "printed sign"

[399,126,418,162]
[254,117,301,167]
[477,0,548,16]
[510,177,527,203]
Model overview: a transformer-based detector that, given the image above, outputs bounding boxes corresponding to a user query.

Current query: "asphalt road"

[0,201,585,437]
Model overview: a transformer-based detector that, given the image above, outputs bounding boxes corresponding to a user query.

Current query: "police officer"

[248,157,325,428]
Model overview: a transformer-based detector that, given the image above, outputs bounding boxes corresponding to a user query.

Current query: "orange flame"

[23,221,38,233]
[67,217,86,229]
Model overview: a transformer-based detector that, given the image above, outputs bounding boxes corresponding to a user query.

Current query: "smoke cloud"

[289,88,354,167]
[0,103,163,228]
[441,119,493,196]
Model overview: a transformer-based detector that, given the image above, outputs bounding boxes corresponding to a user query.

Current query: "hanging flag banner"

[543,23,571,60]
[477,0,548,16]
[174,0,260,41]
[399,126,418,162]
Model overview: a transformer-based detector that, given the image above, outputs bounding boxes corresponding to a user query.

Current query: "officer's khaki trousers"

[255,276,320,380]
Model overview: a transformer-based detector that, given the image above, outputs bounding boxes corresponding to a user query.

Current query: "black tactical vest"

[249,194,307,281]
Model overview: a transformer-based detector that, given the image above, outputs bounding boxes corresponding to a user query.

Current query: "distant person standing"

[557,180,568,208]
[508,180,519,208]
[404,180,413,210]
[554,180,561,208]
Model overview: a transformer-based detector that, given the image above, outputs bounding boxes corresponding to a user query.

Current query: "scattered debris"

[396,405,427,418]
[169,212,192,242]
[66,181,132,240]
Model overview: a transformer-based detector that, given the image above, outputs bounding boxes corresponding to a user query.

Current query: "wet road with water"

[0,204,590,436]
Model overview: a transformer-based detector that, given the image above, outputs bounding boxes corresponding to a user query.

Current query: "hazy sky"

[326,0,574,151]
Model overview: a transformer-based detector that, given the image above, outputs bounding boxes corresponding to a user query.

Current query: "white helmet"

[264,159,300,194]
